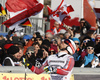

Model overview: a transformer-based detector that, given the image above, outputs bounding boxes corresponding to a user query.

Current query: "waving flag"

[94,8,100,22]
[47,0,74,24]
[0,4,6,16]
[2,0,44,31]
[19,19,32,27]
[84,0,96,30]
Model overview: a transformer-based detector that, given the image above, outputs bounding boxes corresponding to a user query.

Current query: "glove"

[22,58,32,69]
[43,66,57,74]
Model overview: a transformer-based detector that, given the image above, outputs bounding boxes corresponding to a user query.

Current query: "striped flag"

[0,4,6,16]
[19,19,32,27]
[2,0,43,31]
[47,0,74,24]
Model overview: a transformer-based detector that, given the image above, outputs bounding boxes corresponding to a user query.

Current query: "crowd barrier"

[0,16,48,35]
[0,66,100,80]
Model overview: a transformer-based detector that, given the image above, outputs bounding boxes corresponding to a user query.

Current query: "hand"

[43,66,57,74]
[22,58,32,69]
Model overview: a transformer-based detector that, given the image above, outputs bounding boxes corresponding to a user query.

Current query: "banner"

[0,73,74,80]
[0,73,50,80]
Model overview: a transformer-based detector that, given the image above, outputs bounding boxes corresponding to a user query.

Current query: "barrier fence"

[0,16,49,35]
[0,66,100,80]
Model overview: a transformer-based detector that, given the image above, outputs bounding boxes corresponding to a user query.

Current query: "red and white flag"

[84,0,96,30]
[94,8,100,22]
[2,0,44,31]
[47,0,74,24]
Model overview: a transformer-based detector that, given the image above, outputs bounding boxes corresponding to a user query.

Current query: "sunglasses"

[87,47,94,50]
[75,43,79,45]
[83,40,90,43]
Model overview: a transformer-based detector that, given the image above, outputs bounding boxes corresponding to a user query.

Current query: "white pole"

[81,0,84,18]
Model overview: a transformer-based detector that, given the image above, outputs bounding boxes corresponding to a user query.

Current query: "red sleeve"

[56,58,75,75]
[30,59,48,74]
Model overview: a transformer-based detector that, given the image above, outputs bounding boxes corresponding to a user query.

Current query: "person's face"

[54,22,60,29]
[87,46,94,54]
[19,49,23,57]
[60,42,68,49]
[37,38,42,45]
[13,52,21,60]
[57,38,61,46]
[49,50,55,55]
[96,39,100,44]
[33,33,36,38]
[14,49,23,60]
[65,33,71,39]
[34,44,40,54]
[74,41,79,49]
[42,49,48,58]
[80,20,85,26]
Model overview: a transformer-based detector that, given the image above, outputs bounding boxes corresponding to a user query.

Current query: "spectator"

[80,18,91,36]
[72,37,81,67]
[49,48,55,55]
[72,26,80,38]
[64,31,71,39]
[2,46,23,66]
[95,34,100,45]
[80,41,99,68]
[51,21,61,35]
[58,29,66,39]
[54,34,62,51]
[80,36,91,50]
[45,31,54,41]
[50,39,58,54]
[26,46,36,66]
[32,42,40,57]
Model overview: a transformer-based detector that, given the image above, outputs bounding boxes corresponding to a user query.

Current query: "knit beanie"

[72,37,80,43]
[7,46,19,55]
[86,40,94,48]
[26,46,35,52]
[4,43,14,50]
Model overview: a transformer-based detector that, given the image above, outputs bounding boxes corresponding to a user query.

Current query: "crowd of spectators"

[0,18,100,68]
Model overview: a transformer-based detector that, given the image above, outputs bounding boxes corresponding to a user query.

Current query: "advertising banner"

[0,73,74,80]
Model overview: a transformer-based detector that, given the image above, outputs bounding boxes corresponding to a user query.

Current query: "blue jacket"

[84,53,98,66]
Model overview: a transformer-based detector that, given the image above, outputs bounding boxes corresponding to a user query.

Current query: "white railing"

[0,16,48,35]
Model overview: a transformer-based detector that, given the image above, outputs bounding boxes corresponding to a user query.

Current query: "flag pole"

[81,0,84,18]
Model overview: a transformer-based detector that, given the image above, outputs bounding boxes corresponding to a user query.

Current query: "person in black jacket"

[80,18,91,36]
[2,46,23,66]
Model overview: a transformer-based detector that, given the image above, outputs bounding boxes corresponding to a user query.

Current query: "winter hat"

[82,36,91,42]
[35,32,40,37]
[4,43,14,50]
[72,37,80,43]
[59,29,66,34]
[41,46,49,52]
[12,36,20,44]
[86,40,95,48]
[0,39,5,47]
[37,29,45,36]
[26,46,35,52]
[7,46,19,54]
[42,39,50,47]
